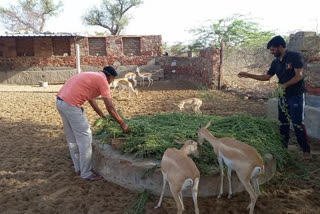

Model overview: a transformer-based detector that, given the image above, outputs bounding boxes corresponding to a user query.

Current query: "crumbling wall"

[156,47,221,89]
[287,31,320,97]
[0,35,162,84]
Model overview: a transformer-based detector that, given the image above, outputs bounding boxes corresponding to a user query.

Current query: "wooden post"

[218,41,224,89]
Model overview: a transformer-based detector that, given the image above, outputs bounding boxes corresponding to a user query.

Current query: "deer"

[135,67,153,87]
[175,98,203,114]
[197,122,264,214]
[117,79,139,99]
[124,72,137,87]
[155,139,200,214]
[109,77,127,92]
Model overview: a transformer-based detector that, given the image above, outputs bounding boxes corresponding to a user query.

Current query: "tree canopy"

[82,0,143,35]
[189,14,275,49]
[0,0,63,33]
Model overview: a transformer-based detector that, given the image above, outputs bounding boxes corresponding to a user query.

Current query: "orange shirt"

[57,72,111,107]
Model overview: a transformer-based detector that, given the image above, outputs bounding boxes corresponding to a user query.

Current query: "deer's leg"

[217,156,224,199]
[148,79,152,87]
[227,167,232,199]
[127,87,131,99]
[192,105,197,114]
[252,176,260,195]
[197,105,202,114]
[133,78,137,87]
[169,183,184,214]
[192,177,200,214]
[155,172,167,209]
[238,176,257,214]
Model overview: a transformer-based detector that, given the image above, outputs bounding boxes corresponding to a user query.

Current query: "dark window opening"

[16,38,34,56]
[88,38,106,56]
[123,37,141,56]
[53,38,71,56]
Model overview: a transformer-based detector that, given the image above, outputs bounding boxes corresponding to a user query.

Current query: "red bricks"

[0,35,162,71]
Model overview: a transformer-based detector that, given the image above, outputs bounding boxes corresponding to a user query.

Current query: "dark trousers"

[278,94,310,153]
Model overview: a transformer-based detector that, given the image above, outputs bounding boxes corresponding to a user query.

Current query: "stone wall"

[155,47,221,89]
[287,31,320,96]
[0,35,162,84]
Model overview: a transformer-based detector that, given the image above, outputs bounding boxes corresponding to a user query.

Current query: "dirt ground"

[0,76,320,214]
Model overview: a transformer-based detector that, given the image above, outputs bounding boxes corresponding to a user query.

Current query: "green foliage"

[93,113,291,174]
[123,190,150,214]
[0,0,63,32]
[189,14,275,50]
[168,41,188,56]
[82,0,143,35]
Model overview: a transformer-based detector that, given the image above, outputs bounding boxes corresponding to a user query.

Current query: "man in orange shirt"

[56,66,130,181]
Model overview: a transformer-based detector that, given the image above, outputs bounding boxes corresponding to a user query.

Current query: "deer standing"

[197,122,264,214]
[175,98,202,114]
[124,72,137,87]
[136,67,153,87]
[155,140,200,214]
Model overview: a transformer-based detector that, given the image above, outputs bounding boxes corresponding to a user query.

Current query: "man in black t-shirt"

[238,36,311,160]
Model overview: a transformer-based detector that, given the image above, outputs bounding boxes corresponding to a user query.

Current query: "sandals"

[85,173,103,181]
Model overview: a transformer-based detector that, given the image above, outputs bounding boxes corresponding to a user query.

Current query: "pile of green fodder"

[93,113,291,174]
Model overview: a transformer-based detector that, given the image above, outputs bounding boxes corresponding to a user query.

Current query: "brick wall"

[123,37,141,56]
[88,38,106,56]
[288,31,320,96]
[155,47,221,89]
[0,35,162,73]
[16,38,34,56]
[0,38,16,57]
[53,38,71,56]
[34,38,52,57]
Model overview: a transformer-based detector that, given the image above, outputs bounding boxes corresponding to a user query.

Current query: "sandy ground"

[0,77,320,214]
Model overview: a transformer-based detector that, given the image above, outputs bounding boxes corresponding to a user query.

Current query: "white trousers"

[56,99,92,179]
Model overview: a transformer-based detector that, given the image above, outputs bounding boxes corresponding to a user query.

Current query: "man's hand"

[121,123,131,133]
[238,72,249,78]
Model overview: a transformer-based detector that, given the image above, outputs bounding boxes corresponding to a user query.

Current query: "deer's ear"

[175,139,184,144]
[204,121,211,129]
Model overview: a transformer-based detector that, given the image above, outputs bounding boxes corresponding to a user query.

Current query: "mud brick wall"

[34,38,53,57]
[0,38,16,57]
[88,38,106,56]
[156,47,221,89]
[53,38,71,56]
[0,35,162,84]
[0,35,161,69]
[288,31,320,96]
[16,38,34,56]
[123,37,141,56]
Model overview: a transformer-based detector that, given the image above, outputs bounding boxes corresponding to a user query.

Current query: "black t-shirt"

[267,50,306,96]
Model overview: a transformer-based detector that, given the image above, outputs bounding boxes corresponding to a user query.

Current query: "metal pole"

[76,44,81,74]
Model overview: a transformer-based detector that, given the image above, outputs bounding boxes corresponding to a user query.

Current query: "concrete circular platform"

[92,139,277,197]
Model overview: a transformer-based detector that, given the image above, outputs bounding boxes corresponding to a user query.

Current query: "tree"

[188,14,276,73]
[0,0,63,33]
[83,0,143,35]
[168,42,188,56]
[189,14,274,49]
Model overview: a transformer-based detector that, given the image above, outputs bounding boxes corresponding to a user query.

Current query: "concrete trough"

[92,140,276,197]
[267,95,320,140]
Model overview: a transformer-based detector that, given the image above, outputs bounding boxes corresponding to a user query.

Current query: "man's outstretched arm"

[102,97,130,133]
[238,72,273,81]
